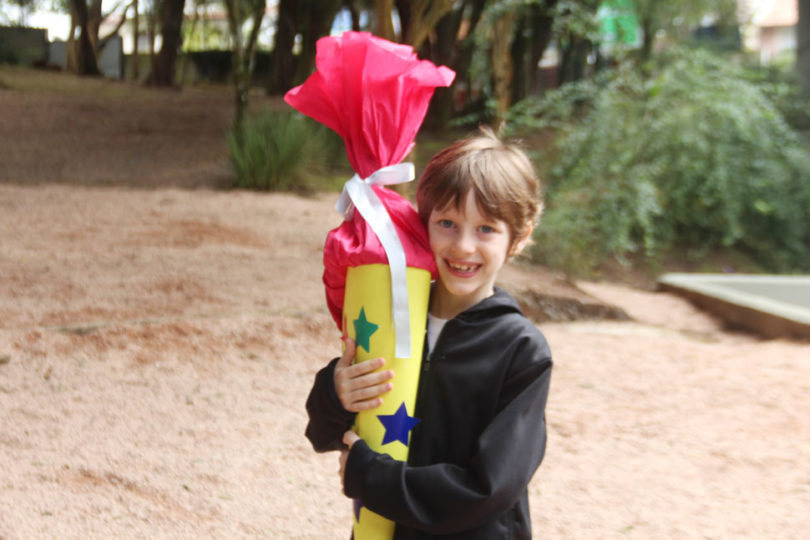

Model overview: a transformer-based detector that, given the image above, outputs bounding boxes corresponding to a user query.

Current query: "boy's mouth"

[446,260,481,276]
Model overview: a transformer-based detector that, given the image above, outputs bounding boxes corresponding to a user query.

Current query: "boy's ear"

[509,222,534,257]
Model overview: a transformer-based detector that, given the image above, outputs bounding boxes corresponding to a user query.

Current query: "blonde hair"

[416,127,542,253]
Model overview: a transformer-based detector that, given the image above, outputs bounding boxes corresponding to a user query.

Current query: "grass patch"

[0,65,138,98]
[227,109,350,192]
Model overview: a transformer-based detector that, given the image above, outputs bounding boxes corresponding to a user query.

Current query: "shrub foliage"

[522,50,810,273]
[227,109,346,191]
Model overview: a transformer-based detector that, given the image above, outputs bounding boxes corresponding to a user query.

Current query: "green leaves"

[529,48,810,274]
[227,109,345,191]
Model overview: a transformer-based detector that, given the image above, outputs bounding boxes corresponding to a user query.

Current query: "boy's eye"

[479,225,495,234]
[438,219,455,229]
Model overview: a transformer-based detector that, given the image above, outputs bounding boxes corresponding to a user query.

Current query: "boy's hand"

[334,338,394,413]
[339,430,360,491]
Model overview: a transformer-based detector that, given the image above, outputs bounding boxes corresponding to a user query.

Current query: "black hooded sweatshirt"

[305,287,552,539]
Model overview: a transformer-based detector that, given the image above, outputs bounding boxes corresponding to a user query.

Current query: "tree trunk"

[454,0,488,107]
[179,3,200,85]
[98,2,133,54]
[423,5,464,131]
[798,0,810,97]
[268,0,297,95]
[147,0,156,60]
[639,13,654,62]
[373,0,395,41]
[88,0,102,50]
[67,8,77,71]
[528,0,556,94]
[395,0,410,43]
[227,0,266,135]
[510,10,528,105]
[132,0,139,80]
[404,0,454,50]
[146,0,185,87]
[293,0,341,88]
[346,0,361,31]
[225,0,245,134]
[491,9,515,132]
[68,0,102,76]
[558,35,590,84]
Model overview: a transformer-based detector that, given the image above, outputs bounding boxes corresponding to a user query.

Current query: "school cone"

[282,30,454,539]
[343,264,431,538]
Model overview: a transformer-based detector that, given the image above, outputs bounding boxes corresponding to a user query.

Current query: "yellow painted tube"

[343,263,431,539]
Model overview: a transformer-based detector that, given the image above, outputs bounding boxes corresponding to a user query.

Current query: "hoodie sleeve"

[305,357,357,452]
[343,335,552,534]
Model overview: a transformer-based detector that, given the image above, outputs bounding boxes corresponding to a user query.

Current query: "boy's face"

[427,191,511,318]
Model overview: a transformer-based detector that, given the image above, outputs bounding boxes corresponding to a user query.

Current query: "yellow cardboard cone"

[343,263,431,539]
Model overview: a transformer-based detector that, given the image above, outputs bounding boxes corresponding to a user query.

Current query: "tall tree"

[131,0,140,80]
[292,0,342,86]
[344,0,363,31]
[490,6,516,131]
[477,0,556,129]
[67,0,101,75]
[452,0,489,107]
[268,0,341,95]
[421,5,465,131]
[373,0,396,40]
[510,8,529,104]
[91,0,134,54]
[402,0,455,49]
[146,0,185,86]
[59,0,132,76]
[146,0,158,62]
[268,0,296,95]
[799,0,810,97]
[224,0,266,133]
[555,0,599,84]
[415,0,491,130]
[526,0,556,95]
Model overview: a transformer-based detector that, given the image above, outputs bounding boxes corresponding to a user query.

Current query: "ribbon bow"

[336,163,416,360]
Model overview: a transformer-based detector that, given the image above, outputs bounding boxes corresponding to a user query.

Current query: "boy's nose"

[451,229,476,255]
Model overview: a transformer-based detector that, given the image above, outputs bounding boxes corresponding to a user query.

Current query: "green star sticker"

[353,307,379,353]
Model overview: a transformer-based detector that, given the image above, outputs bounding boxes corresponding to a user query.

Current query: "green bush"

[527,49,810,274]
[740,61,810,131]
[227,109,347,191]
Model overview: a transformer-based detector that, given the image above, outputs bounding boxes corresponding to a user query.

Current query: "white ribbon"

[336,163,416,359]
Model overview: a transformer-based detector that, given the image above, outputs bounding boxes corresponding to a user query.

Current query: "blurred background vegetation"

[2,0,809,277]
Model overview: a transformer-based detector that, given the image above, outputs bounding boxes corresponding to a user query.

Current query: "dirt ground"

[1,69,809,538]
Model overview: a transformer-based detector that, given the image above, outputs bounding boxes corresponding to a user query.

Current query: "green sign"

[598,0,639,46]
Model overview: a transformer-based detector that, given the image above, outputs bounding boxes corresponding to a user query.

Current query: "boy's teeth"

[449,262,476,272]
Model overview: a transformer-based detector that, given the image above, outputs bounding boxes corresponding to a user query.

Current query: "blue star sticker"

[377,402,420,447]
[353,307,378,353]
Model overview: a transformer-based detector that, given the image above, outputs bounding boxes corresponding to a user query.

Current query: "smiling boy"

[306,128,553,539]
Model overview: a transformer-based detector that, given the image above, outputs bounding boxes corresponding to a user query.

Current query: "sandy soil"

[1,69,809,538]
[1,184,808,539]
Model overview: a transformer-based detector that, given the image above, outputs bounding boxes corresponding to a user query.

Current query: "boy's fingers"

[334,352,393,412]
[337,378,393,413]
[363,369,394,386]
[353,399,382,411]
[338,362,392,392]
[347,357,386,377]
[335,359,386,387]
[337,338,356,367]
[350,381,393,402]
[343,430,361,448]
[346,379,394,411]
